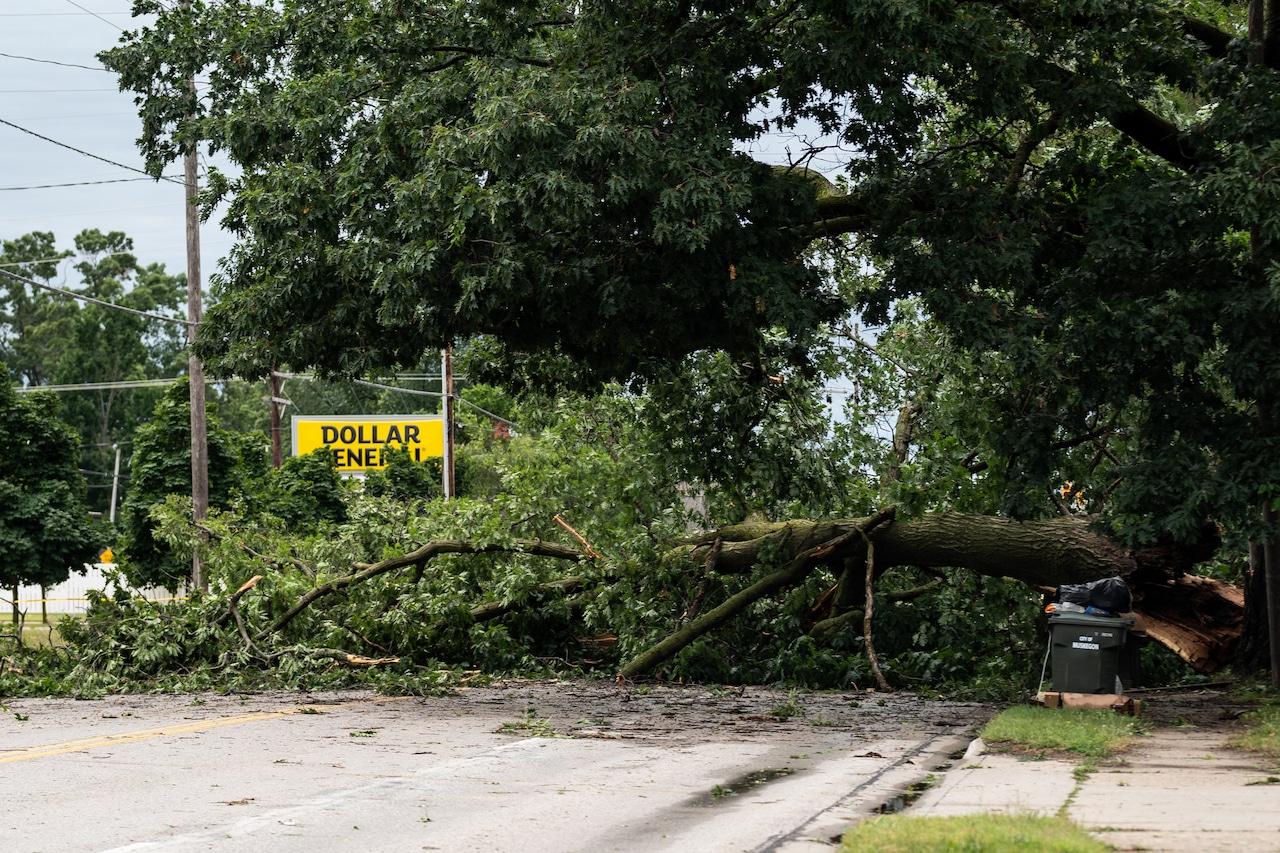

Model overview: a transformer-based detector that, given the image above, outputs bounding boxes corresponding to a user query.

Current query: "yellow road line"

[1,695,412,765]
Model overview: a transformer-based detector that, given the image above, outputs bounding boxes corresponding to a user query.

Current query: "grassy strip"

[981,705,1143,757]
[841,813,1108,852]
[1226,703,1280,761]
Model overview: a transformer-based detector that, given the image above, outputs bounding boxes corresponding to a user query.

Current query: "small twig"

[299,648,401,666]
[1099,476,1124,507]
[1048,485,1073,517]
[235,540,317,579]
[229,600,269,660]
[342,624,393,655]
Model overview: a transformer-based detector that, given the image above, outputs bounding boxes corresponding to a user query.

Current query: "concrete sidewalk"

[911,721,1280,852]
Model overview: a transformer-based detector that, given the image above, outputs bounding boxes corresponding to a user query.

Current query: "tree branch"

[618,508,897,680]
[1176,13,1235,59]
[258,539,587,639]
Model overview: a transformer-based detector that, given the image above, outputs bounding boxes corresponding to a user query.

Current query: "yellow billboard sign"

[292,415,444,472]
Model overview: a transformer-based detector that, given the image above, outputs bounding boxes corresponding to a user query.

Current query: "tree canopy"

[99,0,1280,545]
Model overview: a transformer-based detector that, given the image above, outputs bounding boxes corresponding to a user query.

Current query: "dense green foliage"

[116,380,262,589]
[98,0,1280,552]
[0,371,104,588]
[9,0,1274,695]
[2,375,1051,700]
[104,1,840,384]
[0,229,188,515]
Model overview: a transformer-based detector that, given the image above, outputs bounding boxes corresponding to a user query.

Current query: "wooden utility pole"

[443,347,455,499]
[268,371,284,469]
[184,72,209,591]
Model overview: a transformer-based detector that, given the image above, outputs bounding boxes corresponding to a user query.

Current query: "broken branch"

[259,539,588,639]
[617,507,897,680]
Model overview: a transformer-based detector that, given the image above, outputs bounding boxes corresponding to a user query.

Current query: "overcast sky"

[1,0,231,286]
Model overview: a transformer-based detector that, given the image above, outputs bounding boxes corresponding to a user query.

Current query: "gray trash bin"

[1049,612,1134,694]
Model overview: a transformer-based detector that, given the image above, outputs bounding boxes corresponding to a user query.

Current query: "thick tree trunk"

[672,511,1240,673]
[871,513,1138,585]
[679,513,1136,586]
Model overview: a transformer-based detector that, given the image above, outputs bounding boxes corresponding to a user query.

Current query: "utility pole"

[184,67,209,591]
[443,347,455,499]
[268,371,284,469]
[109,444,121,523]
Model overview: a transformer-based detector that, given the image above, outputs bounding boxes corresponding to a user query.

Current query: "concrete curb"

[762,731,979,852]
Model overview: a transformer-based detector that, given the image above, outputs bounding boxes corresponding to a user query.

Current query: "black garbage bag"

[1055,577,1132,613]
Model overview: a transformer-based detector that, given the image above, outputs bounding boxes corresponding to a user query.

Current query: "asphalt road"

[2,683,991,853]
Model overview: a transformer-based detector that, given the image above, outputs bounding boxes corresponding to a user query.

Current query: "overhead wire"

[0,204,179,224]
[0,267,193,326]
[0,12,133,16]
[0,51,109,72]
[0,176,182,191]
[347,376,520,429]
[0,88,119,93]
[0,248,180,269]
[16,378,179,393]
[0,117,183,185]
[63,0,125,32]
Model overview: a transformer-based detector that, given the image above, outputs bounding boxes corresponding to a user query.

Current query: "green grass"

[1226,703,1280,761]
[1,614,79,649]
[840,813,1109,852]
[496,708,559,738]
[769,690,806,718]
[981,705,1144,758]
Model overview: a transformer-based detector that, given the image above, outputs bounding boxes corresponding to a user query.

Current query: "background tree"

[0,231,74,388]
[0,366,104,591]
[1,229,188,516]
[117,379,262,589]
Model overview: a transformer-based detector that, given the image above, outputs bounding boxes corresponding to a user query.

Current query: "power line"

[336,375,521,429]
[0,12,133,16]
[63,0,125,31]
[0,268,193,327]
[0,250,136,269]
[0,117,183,185]
[0,176,181,191]
[0,88,120,93]
[16,378,179,393]
[13,370,522,428]
[0,52,109,72]
[0,204,177,224]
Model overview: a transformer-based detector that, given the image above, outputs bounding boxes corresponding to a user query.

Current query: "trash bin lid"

[1048,612,1134,628]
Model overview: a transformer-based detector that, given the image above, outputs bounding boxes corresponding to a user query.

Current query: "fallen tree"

[205,508,1241,682]
[625,510,1241,679]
